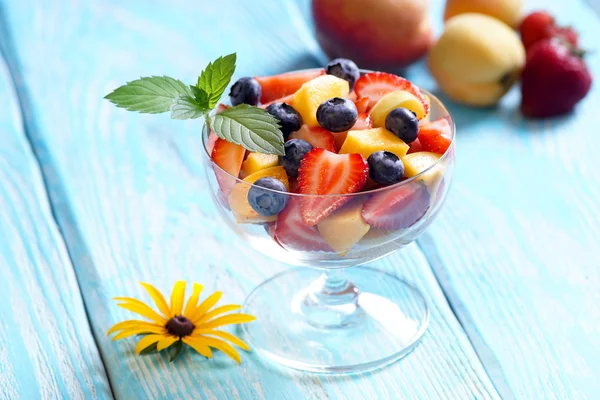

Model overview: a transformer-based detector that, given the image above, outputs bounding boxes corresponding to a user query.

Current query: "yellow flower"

[107,281,256,364]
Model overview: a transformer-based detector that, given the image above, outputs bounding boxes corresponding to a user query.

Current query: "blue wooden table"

[0,0,599,399]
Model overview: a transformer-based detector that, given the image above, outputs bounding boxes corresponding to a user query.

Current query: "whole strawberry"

[520,11,579,50]
[521,39,592,118]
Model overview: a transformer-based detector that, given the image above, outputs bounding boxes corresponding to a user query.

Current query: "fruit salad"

[204,58,455,263]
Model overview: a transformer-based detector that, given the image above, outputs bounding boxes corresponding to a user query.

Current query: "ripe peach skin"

[444,0,523,27]
[312,0,434,69]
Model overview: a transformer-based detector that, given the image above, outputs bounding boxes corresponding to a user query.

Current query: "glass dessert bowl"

[202,67,455,373]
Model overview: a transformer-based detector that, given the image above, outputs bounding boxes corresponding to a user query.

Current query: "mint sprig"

[104,53,285,155]
[105,76,192,113]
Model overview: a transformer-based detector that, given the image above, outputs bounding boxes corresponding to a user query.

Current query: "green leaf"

[211,104,284,155]
[169,340,184,363]
[197,53,236,108]
[191,85,210,109]
[139,342,159,355]
[170,95,209,120]
[105,76,192,113]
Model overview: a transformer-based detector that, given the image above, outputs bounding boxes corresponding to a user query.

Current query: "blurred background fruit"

[520,38,592,118]
[428,13,525,107]
[311,0,434,69]
[444,0,523,27]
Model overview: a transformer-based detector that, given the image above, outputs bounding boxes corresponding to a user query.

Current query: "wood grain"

[0,36,112,400]
[0,0,499,398]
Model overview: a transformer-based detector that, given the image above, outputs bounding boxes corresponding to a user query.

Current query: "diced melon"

[339,127,409,159]
[317,201,370,255]
[291,75,350,127]
[228,166,290,224]
[241,152,279,178]
[369,90,426,127]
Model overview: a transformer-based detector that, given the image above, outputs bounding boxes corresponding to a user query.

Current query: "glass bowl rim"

[201,69,455,198]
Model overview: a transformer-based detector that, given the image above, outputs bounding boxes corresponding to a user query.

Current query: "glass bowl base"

[242,266,429,374]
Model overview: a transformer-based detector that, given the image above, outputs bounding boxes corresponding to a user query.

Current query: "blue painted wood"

[0,0,499,399]
[410,1,600,398]
[0,37,112,400]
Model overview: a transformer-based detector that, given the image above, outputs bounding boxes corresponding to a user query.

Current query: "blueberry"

[316,97,358,132]
[367,151,405,186]
[385,107,419,143]
[229,77,261,106]
[266,102,303,138]
[325,58,360,90]
[248,177,289,216]
[280,139,313,178]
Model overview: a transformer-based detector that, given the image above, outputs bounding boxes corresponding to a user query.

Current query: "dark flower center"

[166,315,194,337]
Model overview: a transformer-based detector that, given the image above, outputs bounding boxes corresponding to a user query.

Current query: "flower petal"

[202,336,241,364]
[183,283,204,318]
[196,313,256,329]
[188,291,222,322]
[157,336,179,351]
[170,281,186,316]
[112,325,167,341]
[135,334,165,354]
[183,336,213,358]
[194,305,241,324]
[116,302,166,325]
[193,330,250,351]
[113,297,166,324]
[140,282,172,319]
[107,320,157,336]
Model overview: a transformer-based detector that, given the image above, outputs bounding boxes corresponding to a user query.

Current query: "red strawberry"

[273,198,333,252]
[331,113,372,149]
[407,137,424,154]
[260,93,294,109]
[354,72,429,116]
[520,11,578,50]
[207,104,231,153]
[362,182,430,229]
[211,138,245,194]
[297,148,368,225]
[289,125,337,152]
[354,97,370,113]
[216,103,230,113]
[521,39,592,118]
[418,117,452,155]
[255,69,325,104]
[206,132,219,154]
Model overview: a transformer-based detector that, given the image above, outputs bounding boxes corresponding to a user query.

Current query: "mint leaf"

[170,95,208,120]
[211,104,284,155]
[105,76,192,113]
[197,53,236,108]
[191,85,210,109]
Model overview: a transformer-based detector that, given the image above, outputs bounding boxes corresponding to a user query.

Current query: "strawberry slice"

[407,137,424,154]
[289,125,337,152]
[274,198,333,252]
[260,93,294,109]
[297,148,368,226]
[418,117,452,155]
[332,113,372,149]
[354,72,429,116]
[211,138,245,194]
[362,182,430,229]
[216,103,230,113]
[255,69,325,104]
[354,96,371,113]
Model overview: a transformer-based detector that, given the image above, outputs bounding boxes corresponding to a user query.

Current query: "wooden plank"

[0,40,112,400]
[407,0,600,398]
[1,0,499,398]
